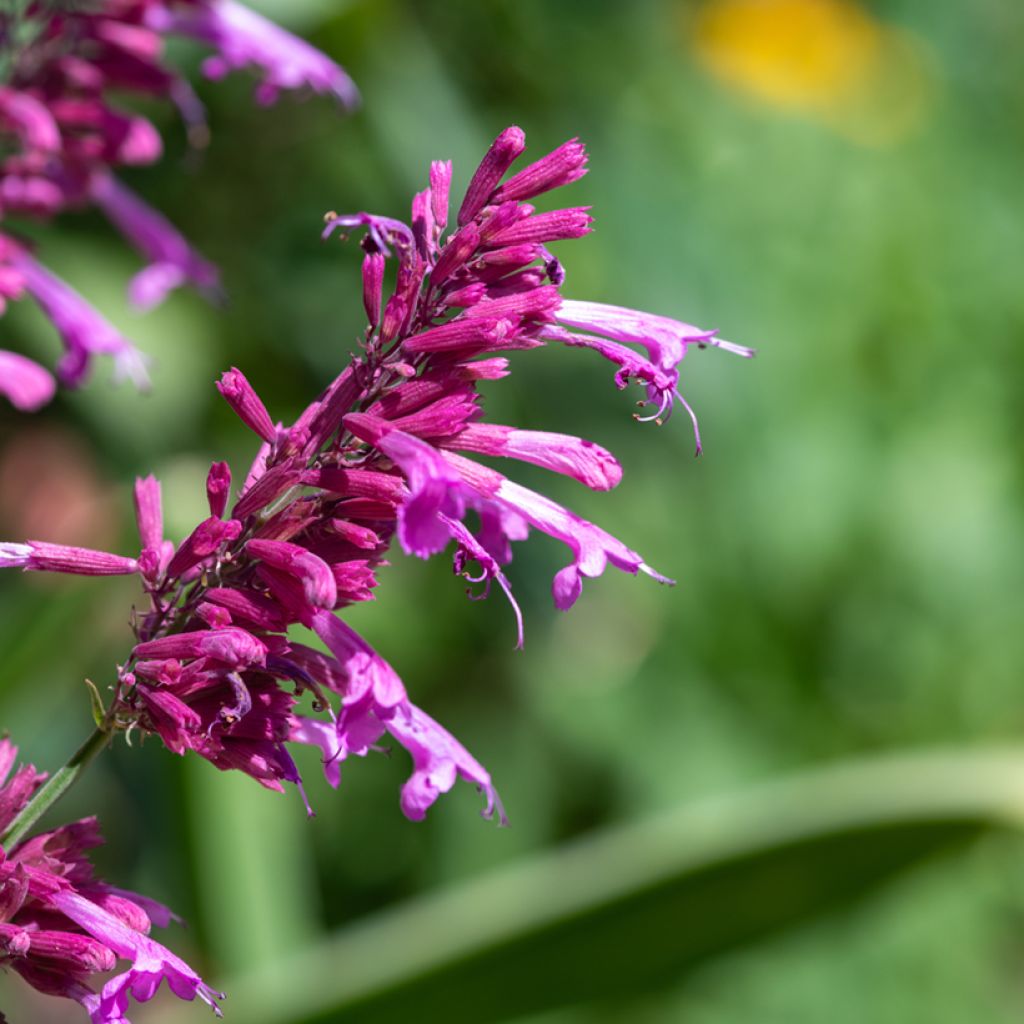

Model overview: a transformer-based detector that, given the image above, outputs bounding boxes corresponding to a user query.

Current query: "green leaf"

[84,679,106,728]
[217,747,1024,1024]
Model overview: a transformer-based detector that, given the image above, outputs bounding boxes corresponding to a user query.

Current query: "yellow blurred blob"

[692,0,933,144]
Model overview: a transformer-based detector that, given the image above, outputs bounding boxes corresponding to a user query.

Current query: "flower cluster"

[0,127,752,829]
[0,0,357,411]
[0,738,222,1023]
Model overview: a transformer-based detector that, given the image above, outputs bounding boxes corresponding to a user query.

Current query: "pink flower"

[145,0,360,108]
[0,739,223,1022]
[0,351,55,412]
[0,0,357,408]
[0,127,745,828]
[12,249,150,390]
[89,173,221,311]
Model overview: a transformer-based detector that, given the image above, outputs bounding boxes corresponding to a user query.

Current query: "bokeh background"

[3,0,1024,1020]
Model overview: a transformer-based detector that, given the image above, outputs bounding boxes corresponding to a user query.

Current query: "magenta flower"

[0,128,749,824]
[0,350,55,412]
[0,0,356,409]
[144,0,360,108]
[0,738,223,1022]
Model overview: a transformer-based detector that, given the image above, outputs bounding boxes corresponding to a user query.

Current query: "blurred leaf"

[184,759,321,975]
[216,747,1024,1024]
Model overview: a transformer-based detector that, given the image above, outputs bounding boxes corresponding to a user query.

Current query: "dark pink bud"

[443,282,487,308]
[476,244,542,268]
[133,627,267,667]
[165,517,241,578]
[138,686,202,753]
[478,200,531,243]
[388,391,481,439]
[493,138,589,203]
[255,566,312,626]
[403,317,506,354]
[362,252,385,327]
[133,475,163,550]
[458,126,526,226]
[217,367,277,443]
[0,88,60,151]
[205,587,289,631]
[456,357,511,380]
[134,659,181,684]
[342,412,390,446]
[367,378,449,419]
[246,539,337,610]
[485,269,549,298]
[296,366,361,454]
[197,602,233,628]
[137,542,173,585]
[232,463,302,520]
[486,207,593,246]
[24,930,117,972]
[466,285,562,323]
[328,520,382,550]
[324,497,397,521]
[431,224,480,286]
[1,541,138,576]
[379,294,407,345]
[411,188,435,257]
[206,461,231,518]
[332,560,378,603]
[430,160,452,231]
[302,465,404,503]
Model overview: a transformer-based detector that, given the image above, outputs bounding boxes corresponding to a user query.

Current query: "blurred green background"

[3,0,1024,1020]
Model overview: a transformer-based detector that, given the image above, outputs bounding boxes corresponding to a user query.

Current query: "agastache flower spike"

[0,738,224,1021]
[0,128,748,838]
[0,0,358,409]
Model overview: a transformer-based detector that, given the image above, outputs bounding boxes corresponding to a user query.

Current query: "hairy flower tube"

[0,738,223,1023]
[0,127,752,825]
[0,0,357,409]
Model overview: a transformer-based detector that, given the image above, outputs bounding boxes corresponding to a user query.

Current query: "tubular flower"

[0,1,356,408]
[0,128,749,823]
[0,738,223,1023]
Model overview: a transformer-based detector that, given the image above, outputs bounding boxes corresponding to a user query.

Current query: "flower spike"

[0,128,747,843]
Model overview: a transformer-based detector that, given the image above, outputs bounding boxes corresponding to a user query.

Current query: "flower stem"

[0,726,111,849]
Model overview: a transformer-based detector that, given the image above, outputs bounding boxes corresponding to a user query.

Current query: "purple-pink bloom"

[368,425,670,610]
[554,299,755,451]
[89,173,221,310]
[53,892,224,1022]
[0,351,56,412]
[445,423,623,491]
[13,250,149,389]
[0,126,745,832]
[0,738,224,1022]
[0,0,357,408]
[145,0,360,108]
[387,702,506,824]
[306,611,505,821]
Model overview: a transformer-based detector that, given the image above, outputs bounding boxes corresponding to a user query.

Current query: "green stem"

[0,726,111,849]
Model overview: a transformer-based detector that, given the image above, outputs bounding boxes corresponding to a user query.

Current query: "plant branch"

[1,726,111,849]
